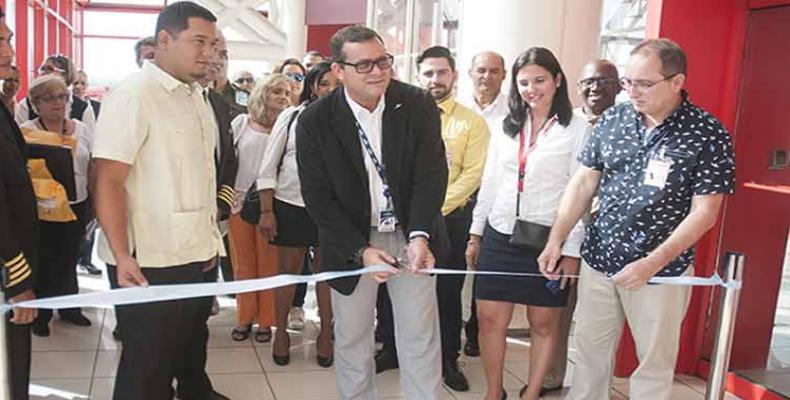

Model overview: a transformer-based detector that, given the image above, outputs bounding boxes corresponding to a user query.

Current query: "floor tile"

[206,348,264,374]
[93,350,121,378]
[31,351,96,379]
[90,378,115,399]
[29,379,91,400]
[267,369,339,399]
[209,373,274,400]
[31,309,104,352]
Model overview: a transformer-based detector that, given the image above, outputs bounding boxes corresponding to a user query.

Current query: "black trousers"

[107,262,213,400]
[175,264,217,399]
[219,234,234,283]
[375,284,396,353]
[436,203,474,361]
[4,312,31,400]
[35,201,86,324]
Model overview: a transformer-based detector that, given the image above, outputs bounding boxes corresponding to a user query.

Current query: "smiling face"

[578,61,620,115]
[516,63,560,115]
[332,38,391,108]
[156,16,218,83]
[265,80,291,113]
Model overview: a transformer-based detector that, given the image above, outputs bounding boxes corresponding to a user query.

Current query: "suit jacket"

[89,99,101,119]
[297,80,449,295]
[208,89,239,220]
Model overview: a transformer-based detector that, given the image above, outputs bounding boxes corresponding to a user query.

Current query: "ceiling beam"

[226,40,286,60]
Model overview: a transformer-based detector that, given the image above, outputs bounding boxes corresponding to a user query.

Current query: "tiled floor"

[27,271,746,399]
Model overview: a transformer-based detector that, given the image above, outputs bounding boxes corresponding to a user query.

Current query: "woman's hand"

[465,235,482,270]
[257,211,277,240]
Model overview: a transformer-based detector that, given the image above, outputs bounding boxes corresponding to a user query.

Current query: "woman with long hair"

[257,62,338,367]
[227,73,292,344]
[275,58,307,106]
[465,48,591,400]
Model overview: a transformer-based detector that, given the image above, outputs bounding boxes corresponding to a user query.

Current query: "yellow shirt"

[438,97,490,216]
[92,61,224,268]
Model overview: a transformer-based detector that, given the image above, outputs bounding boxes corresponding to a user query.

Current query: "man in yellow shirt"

[416,45,489,392]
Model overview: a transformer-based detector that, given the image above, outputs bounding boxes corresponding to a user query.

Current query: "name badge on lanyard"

[643,146,672,189]
[355,121,398,233]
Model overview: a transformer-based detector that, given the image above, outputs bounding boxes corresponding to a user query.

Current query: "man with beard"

[415,45,489,392]
[575,59,622,125]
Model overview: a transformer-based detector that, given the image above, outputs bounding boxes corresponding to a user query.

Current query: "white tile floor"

[27,272,746,399]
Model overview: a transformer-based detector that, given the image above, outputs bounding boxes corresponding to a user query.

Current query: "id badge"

[235,90,249,106]
[378,210,397,233]
[643,158,672,189]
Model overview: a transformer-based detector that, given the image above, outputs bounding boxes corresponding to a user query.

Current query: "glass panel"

[83,10,158,38]
[82,37,140,88]
[373,0,408,57]
[414,0,460,53]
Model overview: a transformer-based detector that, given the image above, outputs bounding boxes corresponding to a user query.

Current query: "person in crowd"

[21,75,95,336]
[297,25,449,399]
[0,10,38,398]
[16,54,96,133]
[540,38,736,400]
[1,64,19,113]
[214,34,248,118]
[302,50,324,70]
[275,58,306,106]
[70,69,102,277]
[226,73,291,344]
[466,47,591,400]
[417,45,491,392]
[134,36,156,68]
[233,70,255,93]
[458,50,510,358]
[575,59,621,125]
[257,61,338,367]
[92,3,228,398]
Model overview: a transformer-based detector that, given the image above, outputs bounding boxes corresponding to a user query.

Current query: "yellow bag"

[27,159,77,222]
[20,127,77,157]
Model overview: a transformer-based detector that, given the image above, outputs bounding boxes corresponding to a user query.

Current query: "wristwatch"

[353,245,369,266]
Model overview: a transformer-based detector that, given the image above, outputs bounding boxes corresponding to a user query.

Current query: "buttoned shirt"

[460,90,509,135]
[471,113,592,257]
[92,61,223,268]
[257,105,305,207]
[437,97,490,215]
[579,92,736,276]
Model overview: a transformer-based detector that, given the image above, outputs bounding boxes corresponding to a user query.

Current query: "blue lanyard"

[355,121,393,207]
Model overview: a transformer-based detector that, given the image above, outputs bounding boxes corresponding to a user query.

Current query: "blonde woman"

[227,74,291,342]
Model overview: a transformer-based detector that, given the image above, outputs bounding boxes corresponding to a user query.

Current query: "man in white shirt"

[460,51,509,133]
[297,25,449,400]
[574,59,622,125]
[92,3,227,399]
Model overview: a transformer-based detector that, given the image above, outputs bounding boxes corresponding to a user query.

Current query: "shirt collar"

[144,61,198,94]
[344,87,385,122]
[632,90,692,129]
[437,96,457,115]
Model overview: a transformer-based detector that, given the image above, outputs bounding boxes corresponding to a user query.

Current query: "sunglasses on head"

[284,72,305,83]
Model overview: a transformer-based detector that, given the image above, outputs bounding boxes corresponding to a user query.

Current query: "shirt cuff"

[256,177,277,191]
[469,218,486,237]
[408,231,430,240]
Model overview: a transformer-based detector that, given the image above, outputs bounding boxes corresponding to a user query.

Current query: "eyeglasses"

[284,72,305,83]
[39,93,70,104]
[620,73,680,91]
[579,77,618,89]
[235,77,255,85]
[337,54,395,74]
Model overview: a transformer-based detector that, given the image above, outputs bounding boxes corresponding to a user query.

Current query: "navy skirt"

[474,223,569,307]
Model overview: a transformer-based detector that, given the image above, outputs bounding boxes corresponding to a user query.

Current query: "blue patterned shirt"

[579,93,735,277]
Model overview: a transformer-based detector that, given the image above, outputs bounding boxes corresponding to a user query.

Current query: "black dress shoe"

[463,339,480,357]
[374,349,399,374]
[500,389,507,400]
[32,320,50,337]
[316,354,334,368]
[60,312,92,327]
[79,263,102,275]
[518,383,563,398]
[442,359,469,392]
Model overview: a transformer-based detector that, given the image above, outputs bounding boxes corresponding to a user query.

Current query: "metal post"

[0,294,10,400]
[705,252,746,400]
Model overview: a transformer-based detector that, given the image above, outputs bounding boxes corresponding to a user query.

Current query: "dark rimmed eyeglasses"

[620,72,680,91]
[337,54,395,74]
[578,77,618,89]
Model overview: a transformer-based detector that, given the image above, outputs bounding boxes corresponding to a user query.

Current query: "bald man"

[460,51,509,132]
[575,59,622,125]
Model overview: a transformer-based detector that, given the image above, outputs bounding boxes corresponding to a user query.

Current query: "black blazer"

[208,89,239,220]
[297,80,449,295]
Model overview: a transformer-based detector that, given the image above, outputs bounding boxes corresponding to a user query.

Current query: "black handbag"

[508,123,552,251]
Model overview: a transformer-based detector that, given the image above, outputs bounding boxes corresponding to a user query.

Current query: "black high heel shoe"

[500,389,508,400]
[316,331,334,368]
[272,332,291,366]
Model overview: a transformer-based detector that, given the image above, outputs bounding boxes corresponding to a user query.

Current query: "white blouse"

[256,105,304,207]
[470,113,592,257]
[21,118,93,204]
[231,114,271,214]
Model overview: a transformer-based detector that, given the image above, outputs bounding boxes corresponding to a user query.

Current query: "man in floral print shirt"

[537,38,735,400]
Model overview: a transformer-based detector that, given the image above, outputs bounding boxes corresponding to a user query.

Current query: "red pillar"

[33,1,45,74]
[14,0,29,99]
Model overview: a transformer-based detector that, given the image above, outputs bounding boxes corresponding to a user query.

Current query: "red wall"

[306,24,352,59]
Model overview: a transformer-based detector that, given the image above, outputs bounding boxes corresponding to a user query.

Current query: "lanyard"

[355,121,393,208]
[516,116,556,216]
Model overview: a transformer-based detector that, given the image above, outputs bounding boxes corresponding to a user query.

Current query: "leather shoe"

[374,349,399,374]
[463,339,480,357]
[79,262,102,275]
[205,390,231,400]
[442,359,469,392]
[32,320,50,337]
[518,383,563,398]
[60,312,92,327]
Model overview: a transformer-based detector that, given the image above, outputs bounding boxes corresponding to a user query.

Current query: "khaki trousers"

[567,262,691,400]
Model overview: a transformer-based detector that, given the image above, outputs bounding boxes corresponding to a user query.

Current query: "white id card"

[378,210,397,233]
[643,158,672,188]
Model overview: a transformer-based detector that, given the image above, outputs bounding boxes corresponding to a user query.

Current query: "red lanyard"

[517,116,556,193]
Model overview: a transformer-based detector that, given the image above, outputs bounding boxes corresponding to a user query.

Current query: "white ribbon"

[5,265,741,310]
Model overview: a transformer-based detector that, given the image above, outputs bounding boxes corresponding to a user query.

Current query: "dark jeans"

[5,312,31,400]
[107,262,213,400]
[436,203,474,361]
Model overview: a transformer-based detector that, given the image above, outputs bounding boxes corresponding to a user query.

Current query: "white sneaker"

[288,307,305,330]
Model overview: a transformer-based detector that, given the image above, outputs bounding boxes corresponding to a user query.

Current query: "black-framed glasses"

[235,77,255,85]
[337,54,395,74]
[39,93,70,104]
[578,77,618,89]
[620,73,680,91]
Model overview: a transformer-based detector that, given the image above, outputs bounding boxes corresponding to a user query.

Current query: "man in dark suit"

[297,25,448,400]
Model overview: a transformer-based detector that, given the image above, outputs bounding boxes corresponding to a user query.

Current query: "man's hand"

[9,289,37,325]
[556,256,581,290]
[465,235,482,270]
[538,240,564,280]
[612,257,661,291]
[257,211,277,240]
[117,256,148,287]
[203,256,218,272]
[362,246,398,282]
[407,236,434,272]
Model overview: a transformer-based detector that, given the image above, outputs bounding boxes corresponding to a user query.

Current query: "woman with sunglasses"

[257,62,339,367]
[465,48,591,400]
[19,74,94,336]
[275,58,307,106]
[15,54,96,134]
